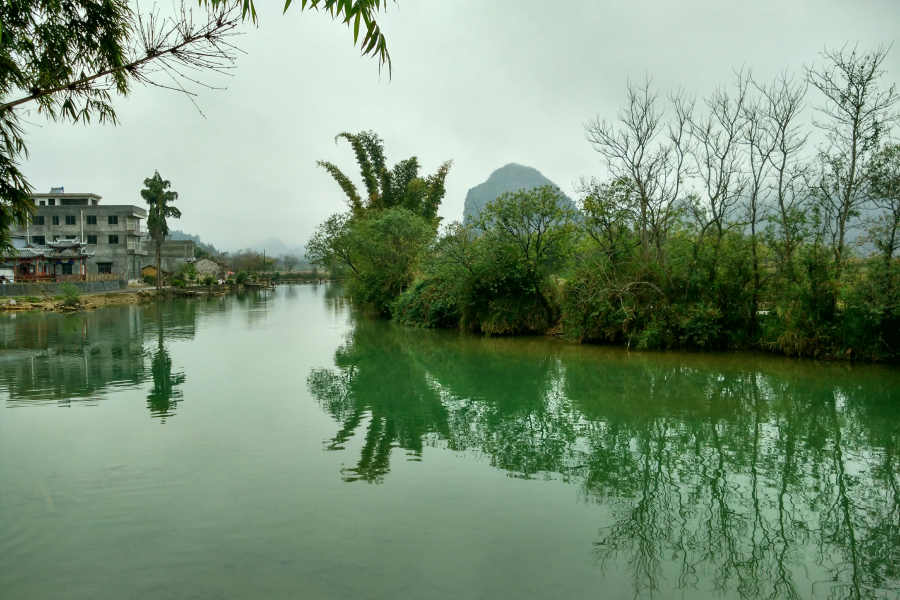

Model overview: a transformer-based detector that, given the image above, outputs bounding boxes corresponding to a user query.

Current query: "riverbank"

[0,285,233,313]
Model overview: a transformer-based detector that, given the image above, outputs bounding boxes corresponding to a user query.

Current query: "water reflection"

[0,301,199,419]
[146,307,185,422]
[308,319,900,599]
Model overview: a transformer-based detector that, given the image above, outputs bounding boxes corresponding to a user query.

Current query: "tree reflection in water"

[0,300,201,420]
[308,318,900,599]
[146,307,185,421]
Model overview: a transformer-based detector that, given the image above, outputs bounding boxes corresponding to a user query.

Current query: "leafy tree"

[395,186,576,334]
[868,143,900,264]
[178,261,198,285]
[141,171,181,290]
[317,130,451,222]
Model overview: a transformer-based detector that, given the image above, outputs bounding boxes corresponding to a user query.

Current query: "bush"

[235,271,249,285]
[172,278,186,288]
[58,283,81,307]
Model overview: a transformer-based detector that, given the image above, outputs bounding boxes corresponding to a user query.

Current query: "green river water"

[1,285,899,600]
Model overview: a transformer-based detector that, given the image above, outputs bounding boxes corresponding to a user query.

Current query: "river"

[1,285,898,600]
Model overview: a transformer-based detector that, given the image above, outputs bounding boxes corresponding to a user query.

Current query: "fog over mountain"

[462,164,577,224]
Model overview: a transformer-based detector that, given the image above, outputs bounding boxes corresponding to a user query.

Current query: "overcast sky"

[20,0,900,252]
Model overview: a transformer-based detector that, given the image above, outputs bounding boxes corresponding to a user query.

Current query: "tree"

[868,143,900,263]
[317,130,452,222]
[282,254,299,273]
[141,172,181,290]
[584,80,692,263]
[178,261,198,285]
[0,0,394,254]
[805,45,899,273]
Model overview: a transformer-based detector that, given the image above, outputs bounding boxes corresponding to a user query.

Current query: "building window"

[48,199,56,206]
[31,235,45,245]
[108,215,118,225]
[65,235,76,240]
[87,235,98,245]
[52,216,60,225]
[34,216,45,225]
[108,235,119,244]
[62,263,74,275]
[39,200,45,206]
[53,235,60,242]
[86,215,97,225]
[97,263,113,274]
[65,215,76,225]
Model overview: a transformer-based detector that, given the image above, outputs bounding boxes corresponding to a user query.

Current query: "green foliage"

[143,275,156,286]
[343,207,435,315]
[58,283,81,307]
[177,262,198,283]
[309,130,453,315]
[171,278,185,289]
[142,172,181,244]
[316,131,452,221]
[0,0,132,253]
[202,275,216,286]
[395,186,575,335]
[235,270,249,285]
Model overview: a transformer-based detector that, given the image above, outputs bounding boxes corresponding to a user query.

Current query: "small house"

[141,265,171,279]
[190,257,227,278]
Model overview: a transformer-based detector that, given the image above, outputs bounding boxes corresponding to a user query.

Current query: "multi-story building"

[15,190,149,279]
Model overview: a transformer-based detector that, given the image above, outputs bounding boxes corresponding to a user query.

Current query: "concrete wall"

[0,279,126,297]
[14,203,149,279]
[145,240,195,274]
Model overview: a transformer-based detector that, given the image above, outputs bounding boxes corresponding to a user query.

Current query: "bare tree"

[585,79,692,265]
[740,77,778,328]
[686,73,750,243]
[759,73,811,281]
[282,254,299,273]
[805,45,900,273]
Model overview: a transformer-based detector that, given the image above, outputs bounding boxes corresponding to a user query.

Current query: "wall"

[145,240,195,274]
[14,204,149,278]
[0,279,126,297]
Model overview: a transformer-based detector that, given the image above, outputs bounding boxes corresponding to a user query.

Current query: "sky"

[19,0,900,253]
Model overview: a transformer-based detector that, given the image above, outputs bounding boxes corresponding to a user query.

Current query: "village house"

[190,257,228,279]
[11,188,195,280]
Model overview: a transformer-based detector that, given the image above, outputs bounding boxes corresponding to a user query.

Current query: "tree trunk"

[156,242,162,291]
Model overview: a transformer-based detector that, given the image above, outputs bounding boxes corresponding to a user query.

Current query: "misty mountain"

[462,164,576,224]
[246,238,305,257]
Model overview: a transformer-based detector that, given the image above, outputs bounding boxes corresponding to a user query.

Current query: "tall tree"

[141,171,181,290]
[805,45,899,273]
[317,131,452,222]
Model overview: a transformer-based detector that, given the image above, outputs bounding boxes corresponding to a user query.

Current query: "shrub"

[172,278,186,288]
[58,283,81,307]
[235,271,249,285]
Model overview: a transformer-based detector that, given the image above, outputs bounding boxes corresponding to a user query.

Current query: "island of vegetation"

[307,47,900,362]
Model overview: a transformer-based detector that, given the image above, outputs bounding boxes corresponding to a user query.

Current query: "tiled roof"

[46,239,84,249]
[1,244,93,260]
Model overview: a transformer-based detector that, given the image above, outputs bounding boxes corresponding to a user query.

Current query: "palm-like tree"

[141,172,181,290]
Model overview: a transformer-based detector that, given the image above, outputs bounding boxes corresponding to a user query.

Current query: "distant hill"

[169,230,219,255]
[462,164,576,224]
[247,238,305,258]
